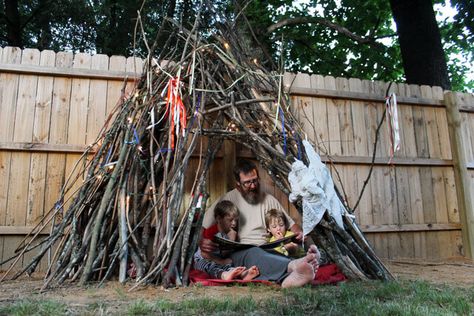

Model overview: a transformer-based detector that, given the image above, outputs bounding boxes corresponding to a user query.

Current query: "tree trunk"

[389,0,451,89]
[36,0,52,50]
[4,0,23,47]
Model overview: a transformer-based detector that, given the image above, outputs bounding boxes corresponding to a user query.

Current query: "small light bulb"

[224,42,230,49]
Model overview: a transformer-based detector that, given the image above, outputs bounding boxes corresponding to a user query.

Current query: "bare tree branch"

[266,16,384,48]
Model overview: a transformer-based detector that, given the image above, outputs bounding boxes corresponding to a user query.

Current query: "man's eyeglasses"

[240,178,259,188]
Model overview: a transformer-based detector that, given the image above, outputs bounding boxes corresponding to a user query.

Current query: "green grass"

[126,299,154,315]
[147,280,474,316]
[0,299,66,316]
[1,280,473,315]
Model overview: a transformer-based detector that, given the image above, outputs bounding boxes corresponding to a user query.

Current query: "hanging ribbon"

[165,78,187,149]
[385,93,400,163]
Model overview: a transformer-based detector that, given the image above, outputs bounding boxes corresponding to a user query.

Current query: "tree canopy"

[0,0,472,91]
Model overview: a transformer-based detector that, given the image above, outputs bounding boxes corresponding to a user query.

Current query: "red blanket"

[189,263,347,286]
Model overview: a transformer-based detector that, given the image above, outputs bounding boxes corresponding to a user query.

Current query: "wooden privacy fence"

[0,47,473,272]
[287,72,474,261]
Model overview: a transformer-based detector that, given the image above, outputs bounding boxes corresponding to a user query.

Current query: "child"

[265,208,305,257]
[194,200,259,280]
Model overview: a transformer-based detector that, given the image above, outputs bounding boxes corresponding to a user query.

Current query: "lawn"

[1,279,473,315]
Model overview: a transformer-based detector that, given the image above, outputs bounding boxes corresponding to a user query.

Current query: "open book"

[214,233,297,251]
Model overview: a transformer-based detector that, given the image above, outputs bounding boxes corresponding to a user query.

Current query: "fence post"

[444,91,474,259]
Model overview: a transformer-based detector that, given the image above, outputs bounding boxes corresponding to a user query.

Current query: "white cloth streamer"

[288,140,345,236]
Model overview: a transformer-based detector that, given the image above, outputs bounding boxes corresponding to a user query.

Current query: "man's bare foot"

[221,266,246,280]
[240,265,260,281]
[281,261,314,288]
[288,245,319,274]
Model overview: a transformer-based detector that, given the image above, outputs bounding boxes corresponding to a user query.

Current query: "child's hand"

[274,230,284,239]
[227,228,237,241]
[284,242,299,254]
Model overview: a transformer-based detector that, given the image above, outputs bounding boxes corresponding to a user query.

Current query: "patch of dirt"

[384,258,474,287]
[1,259,474,313]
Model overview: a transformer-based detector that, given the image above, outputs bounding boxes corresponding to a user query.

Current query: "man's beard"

[241,187,263,204]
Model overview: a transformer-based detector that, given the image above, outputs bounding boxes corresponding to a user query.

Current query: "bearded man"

[199,159,319,288]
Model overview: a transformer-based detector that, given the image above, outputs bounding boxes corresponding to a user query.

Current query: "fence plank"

[370,168,389,258]
[349,78,373,230]
[336,78,355,157]
[125,57,142,95]
[376,81,391,158]
[444,168,460,224]
[421,86,442,159]
[400,102,418,158]
[461,111,474,163]
[406,166,426,258]
[64,53,92,209]
[0,47,23,269]
[44,52,74,226]
[324,76,342,155]
[27,50,55,229]
[86,54,109,145]
[26,49,56,272]
[9,49,40,269]
[433,87,452,160]
[293,73,315,142]
[409,85,429,158]
[107,55,126,116]
[410,84,440,258]
[386,167,402,258]
[310,74,329,150]
[8,49,40,229]
[395,166,415,258]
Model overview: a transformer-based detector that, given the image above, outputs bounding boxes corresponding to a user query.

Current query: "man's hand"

[199,236,218,253]
[294,231,304,242]
[289,224,304,242]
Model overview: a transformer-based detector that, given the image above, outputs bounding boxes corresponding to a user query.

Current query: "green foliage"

[437,1,474,92]
[0,0,198,57]
[0,0,472,91]
[263,0,403,82]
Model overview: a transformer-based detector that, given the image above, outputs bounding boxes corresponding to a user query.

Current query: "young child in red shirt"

[194,200,259,280]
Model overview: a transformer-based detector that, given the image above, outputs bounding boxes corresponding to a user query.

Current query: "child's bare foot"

[281,261,314,288]
[221,266,246,280]
[240,265,260,281]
